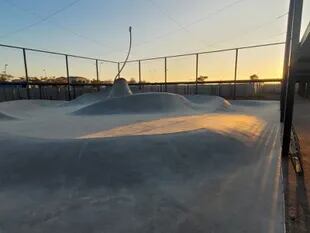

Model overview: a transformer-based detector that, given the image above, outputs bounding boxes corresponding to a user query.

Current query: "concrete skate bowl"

[0,100,62,117]
[73,92,230,115]
[0,130,253,189]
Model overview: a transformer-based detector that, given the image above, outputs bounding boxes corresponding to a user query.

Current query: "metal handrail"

[125,42,285,63]
[0,78,282,86]
[0,42,285,64]
[0,43,118,63]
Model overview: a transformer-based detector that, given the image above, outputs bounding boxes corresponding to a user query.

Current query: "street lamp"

[99,62,104,77]
[4,64,8,74]
[43,69,47,78]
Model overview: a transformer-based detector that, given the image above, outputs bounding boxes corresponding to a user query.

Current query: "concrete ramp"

[108,78,133,98]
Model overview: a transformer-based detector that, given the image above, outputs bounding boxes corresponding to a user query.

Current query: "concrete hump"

[108,78,132,98]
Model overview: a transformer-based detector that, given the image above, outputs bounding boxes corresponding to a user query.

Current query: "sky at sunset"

[0,0,309,82]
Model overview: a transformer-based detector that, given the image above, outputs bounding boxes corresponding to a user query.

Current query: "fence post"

[23,48,30,99]
[39,85,42,99]
[138,60,142,90]
[233,49,239,100]
[280,0,295,122]
[164,57,167,92]
[282,0,303,158]
[96,59,100,91]
[117,62,120,79]
[65,55,71,100]
[195,53,199,95]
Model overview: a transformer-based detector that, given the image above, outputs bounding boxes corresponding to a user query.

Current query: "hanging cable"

[105,0,251,57]
[113,26,132,81]
[0,0,82,39]
[0,0,112,49]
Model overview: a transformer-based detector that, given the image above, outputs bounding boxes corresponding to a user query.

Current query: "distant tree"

[11,77,25,82]
[128,78,137,84]
[70,76,89,84]
[197,75,208,83]
[250,74,259,80]
[30,77,41,82]
[54,77,67,83]
[249,74,261,95]
[0,73,13,81]
[0,74,7,82]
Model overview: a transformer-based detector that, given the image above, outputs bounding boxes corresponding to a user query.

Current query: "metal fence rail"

[126,42,285,62]
[0,43,118,100]
[0,41,285,101]
[121,42,285,98]
[0,79,282,102]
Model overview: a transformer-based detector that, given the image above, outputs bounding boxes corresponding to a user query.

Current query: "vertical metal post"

[117,62,120,78]
[282,0,303,158]
[65,55,71,100]
[96,59,100,91]
[195,53,199,95]
[138,60,142,90]
[233,49,239,100]
[39,85,42,99]
[282,73,296,158]
[23,48,30,99]
[280,0,296,122]
[164,57,167,92]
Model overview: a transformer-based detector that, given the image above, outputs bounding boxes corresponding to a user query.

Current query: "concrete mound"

[186,95,230,105]
[64,78,131,106]
[73,92,196,115]
[186,95,231,110]
[0,112,17,120]
[63,89,110,106]
[108,78,132,98]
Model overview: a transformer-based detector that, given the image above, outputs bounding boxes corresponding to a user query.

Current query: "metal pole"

[164,57,167,92]
[117,62,120,78]
[138,60,142,90]
[233,49,239,100]
[65,55,71,100]
[23,48,30,99]
[4,64,8,74]
[96,59,100,91]
[195,53,199,95]
[280,0,296,122]
[282,0,303,158]
[39,85,42,99]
